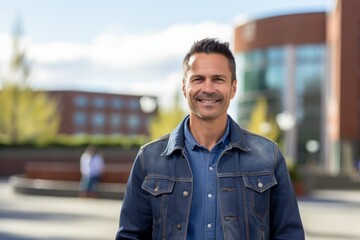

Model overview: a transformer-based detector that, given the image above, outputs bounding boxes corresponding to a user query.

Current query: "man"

[79,145,105,198]
[116,38,304,239]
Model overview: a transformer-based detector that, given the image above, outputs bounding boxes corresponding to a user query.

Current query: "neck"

[188,115,227,150]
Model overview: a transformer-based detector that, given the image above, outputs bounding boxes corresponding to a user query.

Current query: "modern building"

[233,0,360,175]
[48,90,158,137]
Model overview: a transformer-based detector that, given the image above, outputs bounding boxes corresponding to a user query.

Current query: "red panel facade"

[234,13,326,52]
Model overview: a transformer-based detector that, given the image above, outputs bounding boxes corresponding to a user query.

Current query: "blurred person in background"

[79,145,105,198]
[352,158,360,181]
[116,38,304,239]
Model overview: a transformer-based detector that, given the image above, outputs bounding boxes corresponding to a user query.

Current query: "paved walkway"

[2,179,360,239]
[0,180,121,240]
[300,190,360,240]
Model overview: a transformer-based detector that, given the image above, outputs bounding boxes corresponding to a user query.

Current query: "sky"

[0,0,334,113]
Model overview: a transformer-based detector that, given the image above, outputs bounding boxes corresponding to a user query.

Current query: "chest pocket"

[142,177,175,196]
[243,173,277,221]
[243,173,277,193]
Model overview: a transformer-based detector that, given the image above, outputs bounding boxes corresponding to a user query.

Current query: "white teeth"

[200,99,217,103]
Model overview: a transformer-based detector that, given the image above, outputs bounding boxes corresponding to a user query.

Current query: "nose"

[202,79,215,93]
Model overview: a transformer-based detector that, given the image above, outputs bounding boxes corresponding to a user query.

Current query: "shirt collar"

[184,116,230,151]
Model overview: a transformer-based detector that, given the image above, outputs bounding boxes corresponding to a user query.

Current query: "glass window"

[243,69,267,91]
[73,111,87,125]
[128,99,140,110]
[128,114,140,130]
[239,47,285,93]
[110,113,122,127]
[244,50,265,70]
[92,112,105,127]
[297,44,324,62]
[268,47,284,63]
[111,98,123,109]
[266,66,283,89]
[74,95,88,107]
[267,47,285,90]
[235,43,325,166]
[295,44,325,101]
[93,96,106,108]
[294,44,325,164]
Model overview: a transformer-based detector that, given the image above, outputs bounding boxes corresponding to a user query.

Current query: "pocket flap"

[142,177,175,196]
[243,174,277,193]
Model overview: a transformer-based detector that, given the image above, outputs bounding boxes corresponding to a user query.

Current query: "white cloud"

[125,71,185,109]
[0,33,32,81]
[0,21,233,109]
[91,21,232,69]
[29,42,90,63]
[25,21,232,70]
[0,34,12,63]
[0,34,12,80]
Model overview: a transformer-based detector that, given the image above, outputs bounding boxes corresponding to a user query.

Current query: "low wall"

[0,147,138,177]
[25,161,132,183]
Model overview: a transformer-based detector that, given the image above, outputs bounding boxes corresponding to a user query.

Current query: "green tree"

[149,90,186,140]
[0,19,59,145]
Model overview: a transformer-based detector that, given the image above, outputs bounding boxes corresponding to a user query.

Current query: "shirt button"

[183,191,189,197]
[258,182,263,188]
[177,224,182,230]
[207,223,212,228]
[209,166,214,171]
[207,193,212,198]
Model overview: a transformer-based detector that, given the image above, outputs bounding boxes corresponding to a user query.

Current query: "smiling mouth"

[198,99,220,104]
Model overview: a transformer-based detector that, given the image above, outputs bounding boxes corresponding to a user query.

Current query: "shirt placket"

[205,147,218,240]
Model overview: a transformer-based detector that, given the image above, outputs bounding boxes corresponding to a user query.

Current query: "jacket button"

[258,182,263,188]
[183,191,189,197]
[177,224,182,230]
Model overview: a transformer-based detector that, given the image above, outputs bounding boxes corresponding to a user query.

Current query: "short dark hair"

[182,38,236,82]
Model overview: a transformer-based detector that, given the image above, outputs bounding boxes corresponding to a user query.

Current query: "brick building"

[233,0,360,174]
[48,90,157,136]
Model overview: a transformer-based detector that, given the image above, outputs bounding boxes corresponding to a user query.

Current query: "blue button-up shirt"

[184,117,230,240]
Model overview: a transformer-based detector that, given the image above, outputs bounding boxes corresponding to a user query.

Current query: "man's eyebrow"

[212,74,226,78]
[190,74,226,78]
[189,74,205,79]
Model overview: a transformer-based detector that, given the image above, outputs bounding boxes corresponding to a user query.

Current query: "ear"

[182,79,187,97]
[230,80,237,99]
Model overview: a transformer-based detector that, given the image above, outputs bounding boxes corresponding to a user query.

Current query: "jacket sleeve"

[116,150,153,239]
[270,147,305,239]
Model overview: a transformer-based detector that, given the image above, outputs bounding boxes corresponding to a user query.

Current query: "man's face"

[182,53,237,121]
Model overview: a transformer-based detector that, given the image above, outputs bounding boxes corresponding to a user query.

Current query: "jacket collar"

[161,115,251,157]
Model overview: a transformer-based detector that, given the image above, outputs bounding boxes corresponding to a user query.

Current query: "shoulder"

[242,128,278,146]
[236,126,280,156]
[229,117,278,151]
[141,134,170,149]
[137,134,171,158]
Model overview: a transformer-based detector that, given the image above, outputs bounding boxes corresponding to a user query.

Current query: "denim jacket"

[116,116,305,240]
